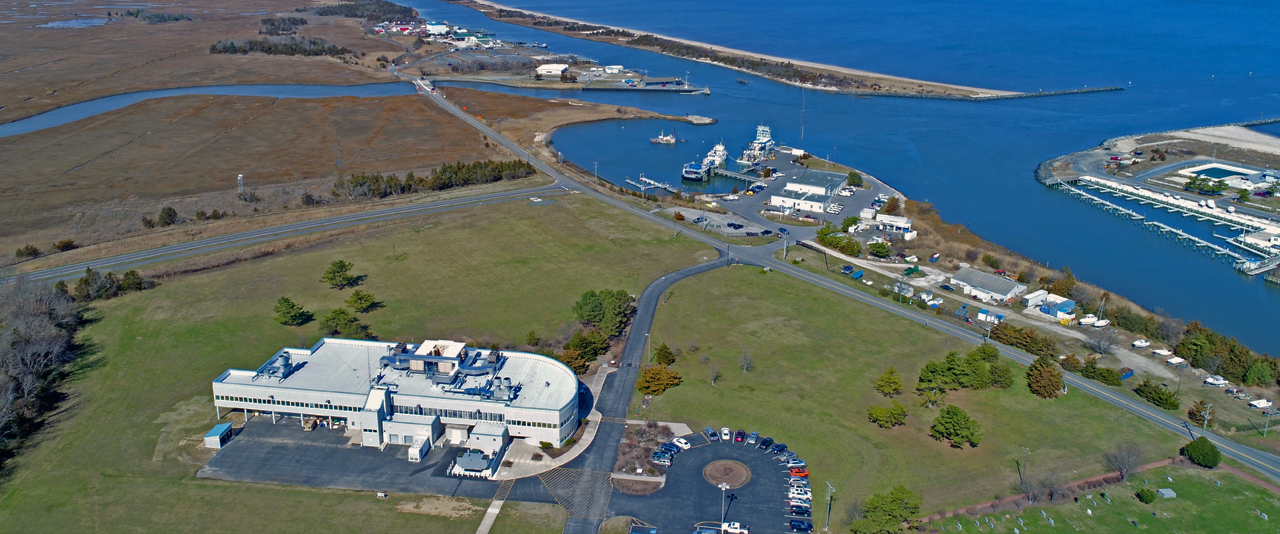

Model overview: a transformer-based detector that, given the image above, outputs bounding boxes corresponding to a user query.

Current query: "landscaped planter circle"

[702,459,751,488]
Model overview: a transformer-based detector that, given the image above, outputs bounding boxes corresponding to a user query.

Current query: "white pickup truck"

[721,522,750,533]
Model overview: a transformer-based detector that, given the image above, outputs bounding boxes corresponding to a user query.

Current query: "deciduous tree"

[1103,443,1144,481]
[738,351,753,373]
[556,348,590,375]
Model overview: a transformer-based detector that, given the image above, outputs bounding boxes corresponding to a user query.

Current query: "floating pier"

[1056,183,1250,264]
[710,167,760,182]
[626,174,679,194]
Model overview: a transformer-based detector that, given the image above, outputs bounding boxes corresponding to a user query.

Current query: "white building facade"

[211,338,580,455]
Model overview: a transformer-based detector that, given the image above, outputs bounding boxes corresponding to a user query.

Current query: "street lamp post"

[719,482,730,523]
[824,481,835,531]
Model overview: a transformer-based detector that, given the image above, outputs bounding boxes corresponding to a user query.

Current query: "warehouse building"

[949,267,1028,304]
[211,338,579,466]
[536,64,570,76]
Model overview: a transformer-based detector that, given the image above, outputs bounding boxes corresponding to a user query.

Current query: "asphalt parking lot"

[609,430,816,533]
[197,418,555,503]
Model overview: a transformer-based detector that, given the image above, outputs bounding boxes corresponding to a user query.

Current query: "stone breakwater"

[842,86,1124,102]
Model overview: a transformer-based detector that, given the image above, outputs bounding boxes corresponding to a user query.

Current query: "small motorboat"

[1153,348,1173,357]
[1079,314,1097,326]
[1093,319,1112,328]
[1132,339,1151,349]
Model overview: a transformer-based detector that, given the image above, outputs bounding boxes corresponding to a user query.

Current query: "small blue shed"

[203,422,233,449]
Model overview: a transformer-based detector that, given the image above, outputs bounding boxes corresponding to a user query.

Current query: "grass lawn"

[922,464,1280,533]
[0,195,712,531]
[488,501,567,534]
[634,268,1185,524]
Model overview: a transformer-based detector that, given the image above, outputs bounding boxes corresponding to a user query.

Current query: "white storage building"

[536,64,570,76]
[770,174,843,213]
[949,267,1028,304]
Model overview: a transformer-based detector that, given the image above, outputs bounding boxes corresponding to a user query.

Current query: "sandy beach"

[460,0,1017,97]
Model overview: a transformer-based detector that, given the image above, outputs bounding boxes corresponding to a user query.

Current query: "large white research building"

[211,338,580,463]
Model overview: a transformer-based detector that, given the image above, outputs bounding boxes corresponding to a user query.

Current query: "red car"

[790,467,809,477]
[734,430,746,443]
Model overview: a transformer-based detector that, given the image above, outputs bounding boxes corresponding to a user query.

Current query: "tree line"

[815,222,861,256]
[120,9,191,24]
[260,16,307,36]
[310,0,419,23]
[0,281,79,452]
[330,160,536,200]
[209,37,352,57]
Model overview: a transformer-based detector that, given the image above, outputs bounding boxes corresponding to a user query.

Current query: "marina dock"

[625,175,680,194]
[709,168,760,182]
[1054,181,1254,265]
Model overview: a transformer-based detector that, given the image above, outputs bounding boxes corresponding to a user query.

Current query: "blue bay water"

[402,0,1280,351]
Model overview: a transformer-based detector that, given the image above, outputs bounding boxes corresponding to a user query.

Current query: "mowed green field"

[637,268,1186,523]
[0,195,711,532]
[923,464,1280,533]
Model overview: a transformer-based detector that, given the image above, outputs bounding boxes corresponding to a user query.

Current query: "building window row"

[215,395,358,412]
[392,404,504,422]
[508,419,557,429]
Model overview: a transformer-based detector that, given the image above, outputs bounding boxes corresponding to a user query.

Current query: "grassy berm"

[637,268,1185,523]
[0,195,710,531]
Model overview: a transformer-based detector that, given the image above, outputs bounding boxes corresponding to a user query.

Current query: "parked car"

[761,229,773,235]
[779,227,790,235]
[757,437,774,450]
[841,265,854,275]
[790,467,809,477]
[672,437,691,450]
[769,443,788,455]
[940,284,954,291]
[789,519,814,532]
[734,430,746,443]
[789,506,812,517]
[692,217,707,224]
[705,427,719,442]
[786,459,807,468]
[660,443,681,454]
[777,451,798,461]
[788,499,812,508]
[746,431,759,445]
[789,488,813,499]
[720,522,750,534]
[790,480,810,489]
[721,427,732,441]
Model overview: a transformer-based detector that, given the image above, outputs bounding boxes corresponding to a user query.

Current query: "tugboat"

[650,129,676,144]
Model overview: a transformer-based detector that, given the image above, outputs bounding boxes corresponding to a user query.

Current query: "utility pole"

[646,333,651,363]
[823,481,835,532]
[1265,410,1274,437]
[1200,403,1213,436]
